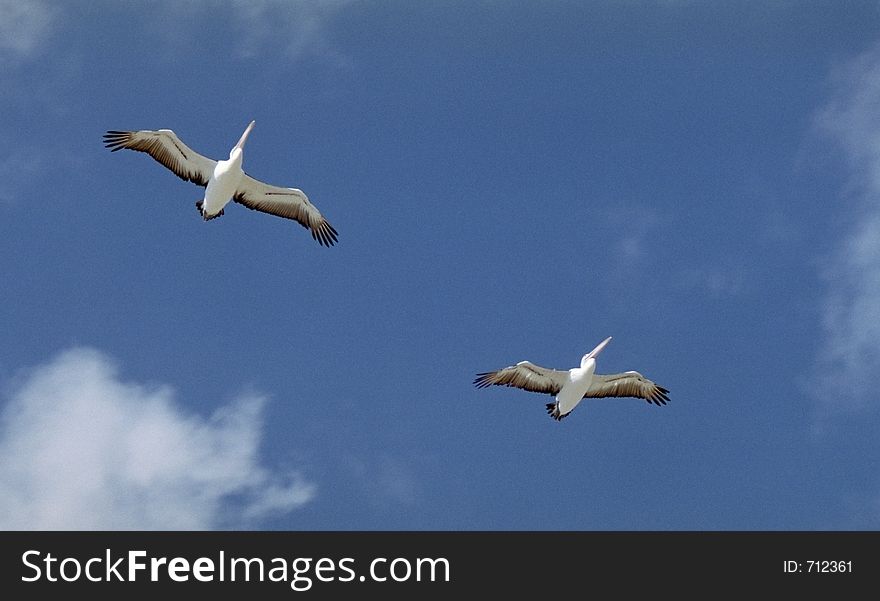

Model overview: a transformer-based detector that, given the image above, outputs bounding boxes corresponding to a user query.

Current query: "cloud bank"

[0,347,314,529]
[813,42,880,415]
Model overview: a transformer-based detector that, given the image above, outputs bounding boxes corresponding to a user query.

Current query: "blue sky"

[2,0,880,530]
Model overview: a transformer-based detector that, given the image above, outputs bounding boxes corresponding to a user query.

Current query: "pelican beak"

[586,336,612,359]
[234,120,255,150]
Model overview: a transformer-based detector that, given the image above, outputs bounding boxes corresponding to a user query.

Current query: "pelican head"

[581,336,612,367]
[231,120,256,156]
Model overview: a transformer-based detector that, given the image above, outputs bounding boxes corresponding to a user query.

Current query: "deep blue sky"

[2,1,880,530]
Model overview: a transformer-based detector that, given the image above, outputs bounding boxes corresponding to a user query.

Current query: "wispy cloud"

[677,262,747,299]
[813,42,880,415]
[345,453,419,509]
[154,0,353,65]
[608,206,660,267]
[0,147,43,204]
[0,347,315,529]
[595,204,664,282]
[599,205,747,299]
[229,0,353,64]
[0,0,57,64]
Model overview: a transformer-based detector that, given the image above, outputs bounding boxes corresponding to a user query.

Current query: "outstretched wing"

[103,129,216,187]
[473,361,568,396]
[585,371,670,406]
[233,174,338,247]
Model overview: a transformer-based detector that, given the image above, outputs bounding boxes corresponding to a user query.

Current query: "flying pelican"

[473,336,670,421]
[103,121,338,246]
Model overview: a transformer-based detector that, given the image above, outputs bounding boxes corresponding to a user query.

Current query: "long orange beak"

[234,120,255,150]
[586,336,612,359]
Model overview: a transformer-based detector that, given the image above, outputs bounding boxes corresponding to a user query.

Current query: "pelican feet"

[546,402,568,421]
[195,200,224,221]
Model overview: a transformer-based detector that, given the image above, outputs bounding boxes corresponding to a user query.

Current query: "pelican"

[103,121,338,246]
[473,336,670,421]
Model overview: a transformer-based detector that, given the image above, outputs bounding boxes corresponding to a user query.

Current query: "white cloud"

[813,42,880,414]
[0,347,315,529]
[0,0,57,63]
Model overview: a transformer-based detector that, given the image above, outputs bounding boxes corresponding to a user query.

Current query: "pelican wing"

[103,129,216,187]
[233,174,338,247]
[473,361,568,396]
[585,371,670,406]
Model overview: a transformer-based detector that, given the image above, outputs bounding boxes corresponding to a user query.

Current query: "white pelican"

[103,121,338,246]
[473,336,670,421]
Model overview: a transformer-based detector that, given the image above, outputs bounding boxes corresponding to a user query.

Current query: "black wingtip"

[473,372,493,388]
[646,387,671,406]
[103,132,124,151]
[312,221,339,247]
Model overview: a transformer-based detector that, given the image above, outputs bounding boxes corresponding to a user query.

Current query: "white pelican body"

[551,336,610,418]
[200,120,253,219]
[103,120,338,246]
[474,336,670,421]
